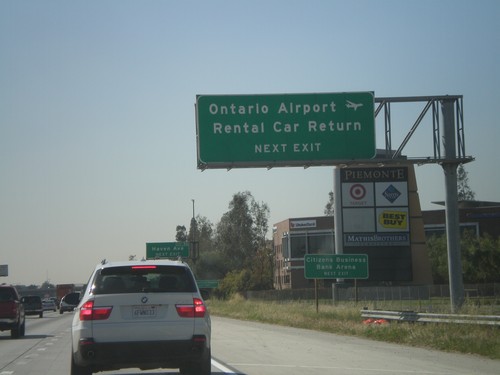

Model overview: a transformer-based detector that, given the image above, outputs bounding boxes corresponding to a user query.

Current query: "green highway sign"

[146,242,190,259]
[197,280,220,289]
[196,92,375,169]
[0,264,8,277]
[304,254,369,279]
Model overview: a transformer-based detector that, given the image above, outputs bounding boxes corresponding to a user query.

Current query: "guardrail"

[361,309,500,326]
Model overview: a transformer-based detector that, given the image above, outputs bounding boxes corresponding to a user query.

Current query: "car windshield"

[91,265,197,294]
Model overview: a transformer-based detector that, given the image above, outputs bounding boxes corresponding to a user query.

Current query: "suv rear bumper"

[60,306,76,313]
[0,319,18,330]
[24,310,43,316]
[75,337,208,371]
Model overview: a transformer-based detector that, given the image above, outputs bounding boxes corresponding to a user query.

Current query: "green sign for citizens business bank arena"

[196,92,375,169]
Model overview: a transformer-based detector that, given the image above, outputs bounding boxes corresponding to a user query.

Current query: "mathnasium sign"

[196,92,375,169]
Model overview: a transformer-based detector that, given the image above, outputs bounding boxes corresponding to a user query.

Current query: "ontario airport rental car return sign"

[196,92,375,169]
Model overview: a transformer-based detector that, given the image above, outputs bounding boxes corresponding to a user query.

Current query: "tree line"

[176,191,273,297]
[417,165,498,283]
[427,231,500,284]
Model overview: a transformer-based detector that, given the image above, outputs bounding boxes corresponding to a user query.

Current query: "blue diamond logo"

[382,185,401,203]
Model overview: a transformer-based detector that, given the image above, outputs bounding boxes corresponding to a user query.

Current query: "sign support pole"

[314,279,319,313]
[354,279,358,304]
[441,99,465,312]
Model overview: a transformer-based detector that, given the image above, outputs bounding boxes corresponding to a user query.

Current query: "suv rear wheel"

[11,319,25,339]
[179,347,211,375]
[71,355,92,375]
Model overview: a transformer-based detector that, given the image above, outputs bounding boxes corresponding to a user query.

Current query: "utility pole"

[190,199,198,262]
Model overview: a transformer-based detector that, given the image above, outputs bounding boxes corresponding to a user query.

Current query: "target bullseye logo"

[350,183,366,200]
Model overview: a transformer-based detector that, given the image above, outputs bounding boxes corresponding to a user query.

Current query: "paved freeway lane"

[211,316,500,375]
[0,311,229,375]
[0,311,72,374]
[2,313,498,375]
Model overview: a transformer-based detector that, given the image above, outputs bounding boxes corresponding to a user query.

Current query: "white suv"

[71,259,211,375]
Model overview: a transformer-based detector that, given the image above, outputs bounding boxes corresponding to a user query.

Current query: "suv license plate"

[132,305,157,318]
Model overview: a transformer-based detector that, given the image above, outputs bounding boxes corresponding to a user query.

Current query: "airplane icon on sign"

[346,100,363,111]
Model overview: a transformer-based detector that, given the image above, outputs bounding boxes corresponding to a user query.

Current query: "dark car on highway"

[60,292,80,314]
[21,295,43,318]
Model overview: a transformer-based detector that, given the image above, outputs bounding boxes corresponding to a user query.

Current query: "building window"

[424,223,479,239]
[283,230,334,260]
[290,235,307,258]
[307,232,334,255]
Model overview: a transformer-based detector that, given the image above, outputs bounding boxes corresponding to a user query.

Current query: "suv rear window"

[0,288,16,301]
[22,296,41,304]
[92,265,197,294]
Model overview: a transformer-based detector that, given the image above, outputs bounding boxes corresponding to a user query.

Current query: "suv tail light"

[4,301,17,317]
[176,298,206,318]
[79,300,113,321]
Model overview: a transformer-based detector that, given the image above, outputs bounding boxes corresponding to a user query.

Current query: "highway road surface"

[1,312,498,375]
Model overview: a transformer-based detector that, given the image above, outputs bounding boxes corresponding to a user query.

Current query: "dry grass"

[207,296,500,359]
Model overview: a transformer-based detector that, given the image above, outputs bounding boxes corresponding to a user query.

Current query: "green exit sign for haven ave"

[196,92,375,169]
[146,242,190,259]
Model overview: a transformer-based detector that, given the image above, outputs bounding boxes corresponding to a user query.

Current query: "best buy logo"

[379,210,407,229]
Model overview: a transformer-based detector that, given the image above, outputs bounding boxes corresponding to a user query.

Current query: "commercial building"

[423,201,500,239]
[273,165,500,290]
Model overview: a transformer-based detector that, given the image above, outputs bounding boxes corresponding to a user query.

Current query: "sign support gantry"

[371,95,471,312]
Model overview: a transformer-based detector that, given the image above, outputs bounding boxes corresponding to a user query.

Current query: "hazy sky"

[1,0,499,285]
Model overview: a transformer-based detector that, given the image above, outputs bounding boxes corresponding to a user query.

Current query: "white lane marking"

[211,358,237,374]
[228,363,455,374]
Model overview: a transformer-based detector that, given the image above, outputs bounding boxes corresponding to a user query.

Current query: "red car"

[0,285,26,338]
